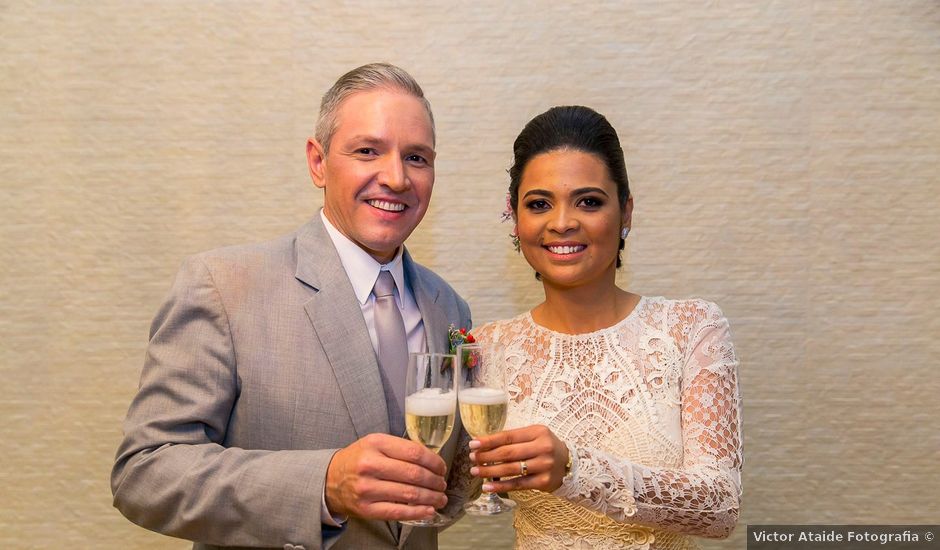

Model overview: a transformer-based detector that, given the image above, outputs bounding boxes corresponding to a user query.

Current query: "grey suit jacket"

[112,216,472,550]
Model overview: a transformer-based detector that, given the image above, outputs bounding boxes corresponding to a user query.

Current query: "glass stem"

[482,476,493,494]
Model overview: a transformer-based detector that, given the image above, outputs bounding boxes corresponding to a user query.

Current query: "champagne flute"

[457,342,516,515]
[400,352,457,527]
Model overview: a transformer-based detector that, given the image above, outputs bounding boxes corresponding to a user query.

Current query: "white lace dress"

[463,296,742,550]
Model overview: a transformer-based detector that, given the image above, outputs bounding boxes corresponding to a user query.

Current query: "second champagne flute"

[457,342,516,515]
[400,352,456,527]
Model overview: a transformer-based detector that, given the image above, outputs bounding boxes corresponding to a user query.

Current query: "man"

[112,63,471,550]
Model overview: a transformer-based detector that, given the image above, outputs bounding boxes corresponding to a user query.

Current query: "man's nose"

[377,155,409,192]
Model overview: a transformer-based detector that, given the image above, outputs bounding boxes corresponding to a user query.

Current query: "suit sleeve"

[111,255,340,548]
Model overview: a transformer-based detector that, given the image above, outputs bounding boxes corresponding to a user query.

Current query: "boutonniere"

[448,324,475,354]
[449,324,480,381]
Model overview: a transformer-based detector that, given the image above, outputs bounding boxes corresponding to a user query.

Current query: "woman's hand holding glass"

[468,424,571,494]
[457,343,517,515]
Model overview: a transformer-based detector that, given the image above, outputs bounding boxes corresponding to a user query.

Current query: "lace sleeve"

[553,307,742,538]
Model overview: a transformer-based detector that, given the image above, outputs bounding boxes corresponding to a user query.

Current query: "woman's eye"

[525,199,550,211]
[579,196,604,208]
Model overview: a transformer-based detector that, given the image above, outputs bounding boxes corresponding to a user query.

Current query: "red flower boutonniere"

[448,324,476,355]
[449,325,481,382]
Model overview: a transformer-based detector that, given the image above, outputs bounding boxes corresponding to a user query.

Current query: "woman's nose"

[547,206,579,233]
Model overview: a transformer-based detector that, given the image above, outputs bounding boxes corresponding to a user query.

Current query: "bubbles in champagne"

[406,389,457,415]
[405,389,456,451]
[458,387,508,438]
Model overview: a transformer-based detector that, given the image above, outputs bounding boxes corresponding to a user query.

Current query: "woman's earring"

[621,227,630,239]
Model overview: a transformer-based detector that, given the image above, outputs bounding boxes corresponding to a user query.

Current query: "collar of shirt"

[319,209,407,308]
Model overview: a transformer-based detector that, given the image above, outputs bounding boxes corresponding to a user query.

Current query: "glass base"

[400,511,451,527]
[463,492,517,516]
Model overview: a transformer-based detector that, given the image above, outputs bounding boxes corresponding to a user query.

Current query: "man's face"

[307,88,435,263]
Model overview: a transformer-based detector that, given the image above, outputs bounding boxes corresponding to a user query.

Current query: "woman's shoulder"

[642,295,726,321]
[472,312,533,343]
[638,296,731,348]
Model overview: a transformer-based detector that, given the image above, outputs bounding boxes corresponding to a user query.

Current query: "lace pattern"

[472,297,742,549]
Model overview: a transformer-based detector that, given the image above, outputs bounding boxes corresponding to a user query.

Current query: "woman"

[468,106,742,549]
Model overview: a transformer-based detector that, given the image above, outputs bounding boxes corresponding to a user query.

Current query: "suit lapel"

[296,229,455,546]
[295,217,389,438]
[403,250,449,355]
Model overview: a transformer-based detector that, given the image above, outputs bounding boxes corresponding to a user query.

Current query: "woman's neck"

[532,273,640,334]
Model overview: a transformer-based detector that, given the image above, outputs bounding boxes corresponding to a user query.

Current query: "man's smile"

[366,199,407,212]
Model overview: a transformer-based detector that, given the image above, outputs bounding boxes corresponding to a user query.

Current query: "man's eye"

[406,154,427,165]
[356,148,377,155]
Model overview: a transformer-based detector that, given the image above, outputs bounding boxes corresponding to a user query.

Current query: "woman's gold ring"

[520,460,528,476]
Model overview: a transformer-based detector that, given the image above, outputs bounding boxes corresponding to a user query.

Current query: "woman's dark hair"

[508,105,631,270]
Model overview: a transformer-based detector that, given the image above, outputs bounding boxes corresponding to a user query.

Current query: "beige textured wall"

[2,1,938,548]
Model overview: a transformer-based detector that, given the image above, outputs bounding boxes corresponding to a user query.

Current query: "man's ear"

[306,138,327,189]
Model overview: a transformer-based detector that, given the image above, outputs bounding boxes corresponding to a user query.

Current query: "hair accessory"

[621,227,630,240]
[501,192,520,252]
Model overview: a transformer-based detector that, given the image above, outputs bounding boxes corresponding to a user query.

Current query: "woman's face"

[516,149,631,289]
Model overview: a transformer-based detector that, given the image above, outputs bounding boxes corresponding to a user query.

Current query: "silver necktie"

[372,271,408,436]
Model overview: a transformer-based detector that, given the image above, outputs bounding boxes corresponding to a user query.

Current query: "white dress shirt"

[318,209,427,528]
[319,209,427,356]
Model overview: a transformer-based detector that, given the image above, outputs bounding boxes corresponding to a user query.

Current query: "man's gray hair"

[315,62,435,153]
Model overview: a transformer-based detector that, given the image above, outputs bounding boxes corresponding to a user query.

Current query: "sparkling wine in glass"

[457,342,516,516]
[400,352,456,527]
